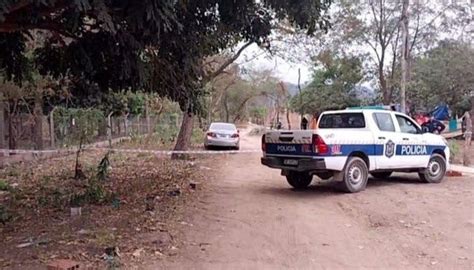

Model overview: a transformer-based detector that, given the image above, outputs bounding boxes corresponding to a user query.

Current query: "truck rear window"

[318,113,366,129]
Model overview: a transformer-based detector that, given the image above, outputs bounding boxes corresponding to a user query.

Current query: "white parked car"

[204,122,240,150]
[261,108,450,193]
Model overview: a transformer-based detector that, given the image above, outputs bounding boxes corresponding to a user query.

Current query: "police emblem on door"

[385,140,395,158]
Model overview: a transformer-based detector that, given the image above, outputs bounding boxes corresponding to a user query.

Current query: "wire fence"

[1,112,183,152]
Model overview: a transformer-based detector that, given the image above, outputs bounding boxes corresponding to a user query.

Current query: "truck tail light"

[261,134,266,152]
[313,134,329,154]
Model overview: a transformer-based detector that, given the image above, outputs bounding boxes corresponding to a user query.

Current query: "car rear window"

[210,123,236,131]
[318,113,366,129]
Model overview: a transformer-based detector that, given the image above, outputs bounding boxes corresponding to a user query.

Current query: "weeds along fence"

[1,107,183,151]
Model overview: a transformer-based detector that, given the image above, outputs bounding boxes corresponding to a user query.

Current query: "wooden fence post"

[463,111,472,166]
[145,100,151,135]
[107,112,113,145]
[136,114,141,134]
[124,113,129,136]
[0,93,7,156]
[33,92,44,150]
[49,107,57,148]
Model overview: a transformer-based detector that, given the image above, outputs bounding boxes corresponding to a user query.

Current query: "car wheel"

[419,154,446,183]
[204,145,211,150]
[340,157,369,193]
[370,172,392,179]
[286,172,312,190]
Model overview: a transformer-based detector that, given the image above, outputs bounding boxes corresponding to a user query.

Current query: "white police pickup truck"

[261,108,450,193]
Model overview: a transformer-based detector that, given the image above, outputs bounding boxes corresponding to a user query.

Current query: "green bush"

[0,180,11,191]
[0,205,13,224]
[154,124,179,143]
[448,140,461,162]
[85,179,107,205]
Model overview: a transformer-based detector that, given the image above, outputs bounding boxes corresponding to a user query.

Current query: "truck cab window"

[396,115,420,134]
[373,113,395,132]
[319,113,365,129]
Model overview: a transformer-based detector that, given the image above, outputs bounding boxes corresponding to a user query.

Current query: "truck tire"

[419,154,446,183]
[340,157,369,193]
[370,172,392,179]
[286,172,312,190]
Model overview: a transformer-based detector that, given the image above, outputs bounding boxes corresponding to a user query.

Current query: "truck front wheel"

[286,172,312,190]
[419,154,446,183]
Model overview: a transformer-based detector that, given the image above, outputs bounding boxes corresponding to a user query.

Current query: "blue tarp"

[431,105,450,121]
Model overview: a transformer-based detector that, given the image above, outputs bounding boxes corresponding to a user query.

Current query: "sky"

[237,43,312,85]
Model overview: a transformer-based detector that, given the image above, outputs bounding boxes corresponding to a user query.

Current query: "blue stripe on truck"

[396,145,446,156]
[265,143,446,157]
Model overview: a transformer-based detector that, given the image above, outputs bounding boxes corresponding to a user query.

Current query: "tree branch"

[3,0,32,14]
[205,40,254,82]
[362,34,381,64]
[419,4,453,32]
[0,22,77,39]
[409,11,421,52]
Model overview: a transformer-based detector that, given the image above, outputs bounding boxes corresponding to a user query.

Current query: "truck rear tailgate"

[264,130,315,157]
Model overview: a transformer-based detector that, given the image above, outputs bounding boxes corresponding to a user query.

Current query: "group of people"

[271,114,319,130]
[414,113,446,134]
[274,109,471,137]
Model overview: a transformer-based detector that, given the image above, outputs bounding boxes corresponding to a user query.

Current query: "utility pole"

[400,0,410,114]
[298,68,303,117]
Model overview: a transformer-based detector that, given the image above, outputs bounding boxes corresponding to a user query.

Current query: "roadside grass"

[0,150,205,268]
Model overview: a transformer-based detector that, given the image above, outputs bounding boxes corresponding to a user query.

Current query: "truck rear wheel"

[340,157,368,193]
[419,154,446,183]
[286,172,312,190]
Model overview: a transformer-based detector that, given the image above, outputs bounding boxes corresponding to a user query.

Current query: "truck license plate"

[283,159,298,166]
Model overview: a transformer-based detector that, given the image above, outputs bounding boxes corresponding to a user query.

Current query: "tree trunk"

[224,92,230,123]
[172,112,194,159]
[380,64,390,105]
[33,93,44,150]
[286,107,291,130]
[400,0,410,113]
[470,96,474,129]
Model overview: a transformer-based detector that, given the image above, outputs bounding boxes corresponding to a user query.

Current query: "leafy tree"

[409,41,474,116]
[289,0,472,105]
[291,51,363,114]
[0,0,332,152]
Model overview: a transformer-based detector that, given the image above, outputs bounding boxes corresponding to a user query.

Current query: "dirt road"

[154,133,474,269]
